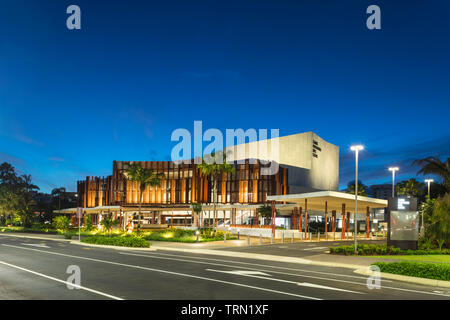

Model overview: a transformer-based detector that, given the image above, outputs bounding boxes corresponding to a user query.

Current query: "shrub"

[373,261,450,281]
[81,235,150,247]
[53,216,70,232]
[64,232,73,239]
[84,215,93,231]
[329,244,450,256]
[99,216,120,235]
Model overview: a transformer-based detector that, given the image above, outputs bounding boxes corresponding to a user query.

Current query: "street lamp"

[421,179,434,237]
[424,179,434,198]
[388,167,399,198]
[350,145,364,254]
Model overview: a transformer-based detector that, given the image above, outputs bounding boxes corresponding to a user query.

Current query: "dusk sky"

[1,0,449,193]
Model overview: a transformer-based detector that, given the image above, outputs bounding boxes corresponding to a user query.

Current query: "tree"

[413,156,450,191]
[123,163,165,233]
[53,215,70,232]
[100,214,120,236]
[198,151,235,234]
[257,205,272,225]
[0,163,40,227]
[429,194,450,246]
[396,178,425,197]
[51,187,66,212]
[345,180,368,196]
[191,203,202,227]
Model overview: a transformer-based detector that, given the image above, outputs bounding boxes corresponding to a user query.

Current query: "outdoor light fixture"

[350,144,364,254]
[388,167,399,198]
[422,179,434,237]
[425,179,434,198]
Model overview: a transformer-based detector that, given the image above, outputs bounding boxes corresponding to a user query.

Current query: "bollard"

[326,232,328,241]
[318,231,320,242]
[282,232,285,244]
[309,232,312,242]
[237,231,240,240]
[291,233,294,243]
[224,233,226,243]
[259,233,262,245]
[247,235,250,246]
[300,232,303,241]
[271,233,274,244]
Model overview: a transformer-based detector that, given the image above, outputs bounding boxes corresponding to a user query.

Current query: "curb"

[354,267,450,288]
[69,240,157,251]
[0,233,71,242]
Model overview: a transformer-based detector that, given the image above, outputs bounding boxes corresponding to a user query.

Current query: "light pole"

[388,167,399,198]
[425,179,434,198]
[350,145,364,254]
[422,179,434,237]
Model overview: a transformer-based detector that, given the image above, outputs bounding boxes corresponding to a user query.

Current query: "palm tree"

[123,163,165,233]
[257,205,272,225]
[345,180,368,196]
[191,203,202,227]
[51,187,66,212]
[413,156,450,191]
[396,178,425,197]
[198,151,235,234]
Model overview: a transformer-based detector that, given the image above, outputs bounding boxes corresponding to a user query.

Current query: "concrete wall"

[225,131,339,192]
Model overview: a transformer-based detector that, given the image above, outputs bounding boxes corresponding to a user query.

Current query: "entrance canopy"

[267,190,387,214]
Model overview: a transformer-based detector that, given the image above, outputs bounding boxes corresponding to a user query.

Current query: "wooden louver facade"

[77,160,288,208]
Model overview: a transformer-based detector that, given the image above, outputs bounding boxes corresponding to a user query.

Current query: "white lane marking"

[303,246,328,251]
[130,250,380,281]
[206,269,362,294]
[1,244,320,300]
[120,252,450,298]
[120,251,380,284]
[218,270,272,277]
[0,260,123,300]
[21,243,50,248]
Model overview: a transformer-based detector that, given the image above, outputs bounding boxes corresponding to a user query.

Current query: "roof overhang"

[267,191,387,214]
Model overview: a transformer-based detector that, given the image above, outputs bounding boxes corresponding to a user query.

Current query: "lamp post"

[425,179,434,198]
[422,179,434,237]
[388,167,399,198]
[350,145,364,254]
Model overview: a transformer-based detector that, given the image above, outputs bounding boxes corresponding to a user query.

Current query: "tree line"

[0,162,76,227]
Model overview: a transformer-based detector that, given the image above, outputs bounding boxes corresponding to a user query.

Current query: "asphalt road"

[217,239,385,257]
[0,235,449,300]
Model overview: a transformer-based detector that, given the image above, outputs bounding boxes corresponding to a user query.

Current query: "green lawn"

[371,255,450,264]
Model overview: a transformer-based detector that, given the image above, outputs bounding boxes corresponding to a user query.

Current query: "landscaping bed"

[81,235,150,248]
[373,261,450,281]
[329,244,450,256]
[0,226,58,235]
[142,228,236,243]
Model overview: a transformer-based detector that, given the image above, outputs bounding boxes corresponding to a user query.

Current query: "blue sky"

[1,0,449,193]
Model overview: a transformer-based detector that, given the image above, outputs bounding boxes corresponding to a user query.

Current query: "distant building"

[368,184,392,200]
[30,191,52,204]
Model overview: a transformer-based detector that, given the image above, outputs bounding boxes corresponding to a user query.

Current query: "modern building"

[59,131,386,238]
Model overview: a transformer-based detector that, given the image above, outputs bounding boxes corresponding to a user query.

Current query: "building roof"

[267,191,387,214]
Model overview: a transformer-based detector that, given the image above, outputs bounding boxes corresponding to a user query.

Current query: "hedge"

[329,244,450,256]
[142,228,236,243]
[81,235,150,248]
[373,261,450,281]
